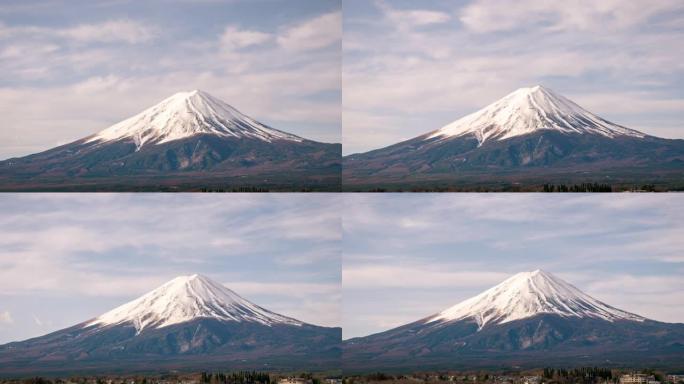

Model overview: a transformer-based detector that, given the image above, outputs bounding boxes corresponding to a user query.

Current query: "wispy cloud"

[344,265,509,289]
[277,11,341,51]
[220,25,271,50]
[58,19,157,43]
[460,0,680,33]
[0,311,13,325]
[228,281,341,326]
[0,19,157,44]
[376,0,451,29]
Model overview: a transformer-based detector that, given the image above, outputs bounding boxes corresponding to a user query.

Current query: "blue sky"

[342,194,684,339]
[343,0,684,154]
[0,194,341,344]
[0,0,341,160]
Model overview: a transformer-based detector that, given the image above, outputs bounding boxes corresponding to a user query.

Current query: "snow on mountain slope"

[86,274,302,333]
[426,86,645,145]
[86,90,303,149]
[426,269,644,329]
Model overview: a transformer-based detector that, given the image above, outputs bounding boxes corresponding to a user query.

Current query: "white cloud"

[57,19,157,44]
[220,25,271,50]
[228,282,339,298]
[0,19,158,44]
[392,9,450,26]
[377,0,451,28]
[0,195,339,297]
[227,281,341,326]
[0,311,13,325]
[572,273,684,323]
[570,91,684,116]
[344,265,509,289]
[460,0,681,33]
[277,12,341,51]
[0,42,59,59]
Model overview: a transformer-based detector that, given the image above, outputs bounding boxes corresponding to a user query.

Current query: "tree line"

[200,371,271,384]
[542,183,613,192]
[543,367,613,380]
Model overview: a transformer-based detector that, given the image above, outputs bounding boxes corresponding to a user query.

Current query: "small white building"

[278,379,312,384]
[620,374,656,384]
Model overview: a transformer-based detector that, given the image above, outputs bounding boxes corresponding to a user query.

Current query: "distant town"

[3,370,684,384]
[342,370,684,384]
[0,372,342,384]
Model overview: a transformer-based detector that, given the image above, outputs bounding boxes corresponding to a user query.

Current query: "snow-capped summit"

[87,274,302,332]
[87,90,303,149]
[426,85,645,145]
[426,269,644,329]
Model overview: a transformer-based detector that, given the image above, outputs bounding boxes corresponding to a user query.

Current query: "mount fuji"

[343,270,684,372]
[343,86,684,191]
[0,275,341,375]
[0,90,341,191]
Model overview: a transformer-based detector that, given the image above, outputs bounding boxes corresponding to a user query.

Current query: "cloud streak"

[277,11,341,51]
[58,19,157,43]
[221,25,271,50]
[0,311,13,325]
[460,0,680,33]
